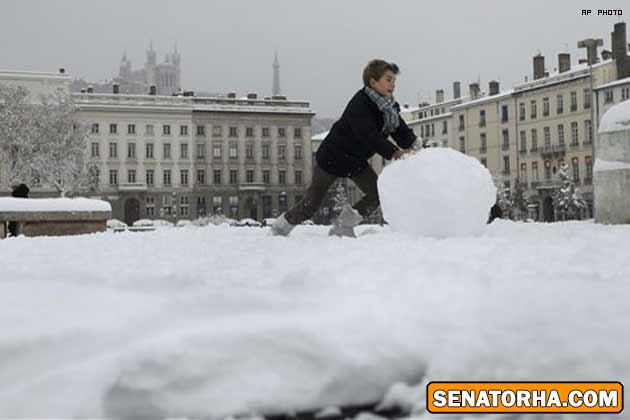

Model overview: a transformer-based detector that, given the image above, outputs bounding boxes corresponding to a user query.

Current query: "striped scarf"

[364,86,400,135]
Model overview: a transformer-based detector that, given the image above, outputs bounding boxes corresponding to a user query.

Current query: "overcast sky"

[1,0,628,117]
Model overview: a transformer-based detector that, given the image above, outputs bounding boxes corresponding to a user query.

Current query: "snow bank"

[0,197,111,212]
[378,148,496,238]
[598,99,630,133]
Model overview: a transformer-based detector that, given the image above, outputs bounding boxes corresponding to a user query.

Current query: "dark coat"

[487,203,503,224]
[316,89,417,177]
[12,183,30,198]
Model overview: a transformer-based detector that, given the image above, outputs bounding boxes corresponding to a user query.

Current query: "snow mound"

[0,197,111,212]
[598,99,630,133]
[378,148,496,238]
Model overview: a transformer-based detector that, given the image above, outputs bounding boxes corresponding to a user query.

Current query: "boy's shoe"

[270,214,296,236]
[328,205,363,238]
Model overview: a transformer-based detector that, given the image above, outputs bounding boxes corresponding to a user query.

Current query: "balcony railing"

[118,182,147,192]
[238,182,267,191]
[540,144,567,158]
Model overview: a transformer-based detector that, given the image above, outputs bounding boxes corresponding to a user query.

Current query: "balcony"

[239,182,267,192]
[540,144,566,159]
[118,182,147,192]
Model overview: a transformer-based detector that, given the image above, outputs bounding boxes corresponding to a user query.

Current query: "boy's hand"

[392,149,414,160]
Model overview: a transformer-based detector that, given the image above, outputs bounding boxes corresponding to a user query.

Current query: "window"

[146,143,154,159]
[570,91,578,111]
[557,94,564,114]
[212,125,222,137]
[279,170,287,184]
[229,143,238,159]
[246,169,254,183]
[501,105,509,122]
[180,196,189,217]
[458,115,465,131]
[543,97,550,116]
[480,133,487,154]
[584,88,592,109]
[180,169,189,186]
[229,169,238,184]
[479,110,486,127]
[109,170,118,185]
[480,157,487,167]
[91,123,99,134]
[502,130,509,151]
[263,170,270,184]
[128,169,136,183]
[180,143,189,159]
[585,156,593,181]
[213,169,222,185]
[91,142,100,158]
[213,143,222,158]
[519,102,526,121]
[180,125,188,136]
[503,156,510,175]
[294,127,303,138]
[519,131,527,152]
[145,197,155,216]
[196,143,206,159]
[213,196,223,213]
[571,122,579,146]
[431,124,435,137]
[196,125,205,136]
[109,142,118,158]
[605,90,614,104]
[163,124,171,135]
[127,124,136,135]
[544,127,551,148]
[262,127,270,137]
[420,126,424,137]
[442,121,448,134]
[532,162,539,181]
[572,157,580,182]
[278,127,286,138]
[278,145,286,160]
[459,136,465,153]
[622,87,630,101]
[295,170,303,185]
[584,120,593,144]
[262,143,270,159]
[246,144,254,159]
[530,100,537,119]
[246,127,254,137]
[110,123,117,134]
[229,126,238,137]
[145,124,154,136]
[294,144,303,159]
[146,169,154,186]
[531,129,538,151]
[520,163,528,183]
[558,124,565,146]
[544,160,552,180]
[163,143,171,159]
[197,169,206,185]
[163,170,171,186]
[127,142,136,159]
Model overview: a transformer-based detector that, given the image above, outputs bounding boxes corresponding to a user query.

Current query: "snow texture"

[598,99,630,133]
[1,222,629,419]
[594,158,630,172]
[0,197,111,212]
[378,148,496,238]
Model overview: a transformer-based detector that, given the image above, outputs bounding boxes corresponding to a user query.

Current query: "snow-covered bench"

[0,197,112,239]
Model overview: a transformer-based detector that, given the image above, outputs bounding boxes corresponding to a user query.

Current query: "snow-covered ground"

[1,221,629,419]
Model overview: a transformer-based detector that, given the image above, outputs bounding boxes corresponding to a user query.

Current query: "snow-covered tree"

[0,85,98,196]
[554,163,587,220]
[511,180,528,220]
[494,177,513,218]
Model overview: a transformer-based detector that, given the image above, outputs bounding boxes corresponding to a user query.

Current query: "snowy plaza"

[1,220,629,418]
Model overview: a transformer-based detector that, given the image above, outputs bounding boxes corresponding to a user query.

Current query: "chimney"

[469,82,480,100]
[149,85,157,95]
[533,54,545,80]
[578,38,603,65]
[558,53,571,73]
[58,68,65,74]
[113,83,119,94]
[87,85,94,94]
[182,91,194,97]
[489,80,499,95]
[436,89,444,103]
[453,81,461,99]
[612,22,630,79]
[227,92,236,99]
[80,88,86,94]
[247,92,258,100]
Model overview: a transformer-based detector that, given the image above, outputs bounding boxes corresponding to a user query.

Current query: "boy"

[271,59,419,236]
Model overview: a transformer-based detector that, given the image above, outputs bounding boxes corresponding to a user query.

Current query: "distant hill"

[311,117,336,135]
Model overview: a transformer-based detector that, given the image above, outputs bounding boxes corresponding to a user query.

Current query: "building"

[594,76,630,124]
[0,68,70,101]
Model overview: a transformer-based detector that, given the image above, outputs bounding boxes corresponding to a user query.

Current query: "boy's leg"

[350,165,380,219]
[284,163,338,225]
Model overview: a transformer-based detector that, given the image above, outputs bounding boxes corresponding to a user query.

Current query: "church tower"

[119,51,132,81]
[272,50,281,96]
[172,42,181,92]
[145,41,157,86]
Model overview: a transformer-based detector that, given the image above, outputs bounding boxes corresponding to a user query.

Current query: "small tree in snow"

[511,180,528,220]
[332,182,349,217]
[494,177,513,219]
[554,163,587,220]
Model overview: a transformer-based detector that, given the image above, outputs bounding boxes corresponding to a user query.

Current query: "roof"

[594,76,630,91]
[450,89,514,111]
[513,59,614,94]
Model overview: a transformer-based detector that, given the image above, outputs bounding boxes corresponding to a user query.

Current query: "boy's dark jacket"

[316,88,417,177]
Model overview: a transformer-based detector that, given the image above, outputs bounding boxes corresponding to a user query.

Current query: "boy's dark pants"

[285,162,380,225]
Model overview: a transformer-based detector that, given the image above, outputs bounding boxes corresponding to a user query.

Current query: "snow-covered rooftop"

[594,76,630,91]
[513,59,614,93]
[0,69,71,81]
[450,89,514,110]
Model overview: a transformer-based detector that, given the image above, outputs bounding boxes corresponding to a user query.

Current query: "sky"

[1,0,628,118]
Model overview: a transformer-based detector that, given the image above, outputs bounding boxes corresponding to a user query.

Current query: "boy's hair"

[362,59,400,87]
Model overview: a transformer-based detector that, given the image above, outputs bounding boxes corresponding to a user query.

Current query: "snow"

[378,148,496,238]
[594,158,630,172]
[598,99,630,133]
[0,197,111,212]
[1,221,629,419]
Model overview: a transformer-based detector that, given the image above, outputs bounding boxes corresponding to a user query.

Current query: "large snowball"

[378,148,496,238]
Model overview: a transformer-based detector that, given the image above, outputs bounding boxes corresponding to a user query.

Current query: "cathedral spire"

[272,50,281,96]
